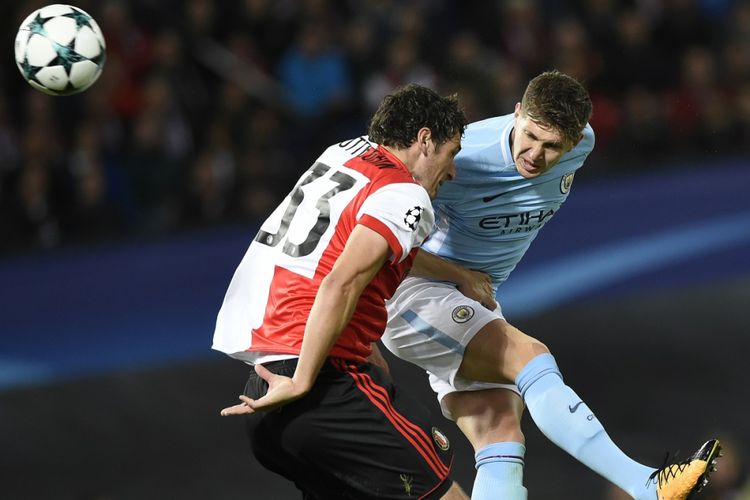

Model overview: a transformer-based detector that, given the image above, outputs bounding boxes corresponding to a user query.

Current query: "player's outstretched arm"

[220,224,390,416]
[292,224,389,389]
[410,249,497,310]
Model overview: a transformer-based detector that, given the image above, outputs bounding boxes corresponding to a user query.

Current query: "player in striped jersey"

[214,84,471,499]
[383,71,720,499]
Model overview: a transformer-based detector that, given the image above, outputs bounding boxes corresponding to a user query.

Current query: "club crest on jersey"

[451,305,474,323]
[432,427,450,451]
[403,206,423,230]
[560,172,575,194]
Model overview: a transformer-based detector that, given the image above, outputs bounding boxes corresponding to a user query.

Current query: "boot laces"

[647,451,690,488]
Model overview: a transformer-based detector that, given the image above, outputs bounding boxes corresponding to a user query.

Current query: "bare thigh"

[457,318,549,384]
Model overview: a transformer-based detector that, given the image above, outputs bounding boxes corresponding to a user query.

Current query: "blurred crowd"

[1,0,749,253]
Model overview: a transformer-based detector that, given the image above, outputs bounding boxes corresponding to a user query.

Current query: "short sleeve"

[356,183,435,263]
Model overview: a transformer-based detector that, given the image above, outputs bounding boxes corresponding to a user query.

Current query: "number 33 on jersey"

[212,137,435,363]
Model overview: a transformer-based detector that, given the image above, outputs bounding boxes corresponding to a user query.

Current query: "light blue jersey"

[422,114,595,288]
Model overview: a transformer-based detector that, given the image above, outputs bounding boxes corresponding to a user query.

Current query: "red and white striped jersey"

[212,137,434,363]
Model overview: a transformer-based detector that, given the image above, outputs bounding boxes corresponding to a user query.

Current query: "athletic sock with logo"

[516,353,657,500]
[472,442,527,500]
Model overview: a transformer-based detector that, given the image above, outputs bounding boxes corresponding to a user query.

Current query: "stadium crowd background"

[1,0,749,254]
[2,2,750,499]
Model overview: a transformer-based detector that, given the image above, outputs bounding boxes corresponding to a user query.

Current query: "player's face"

[413,132,461,199]
[512,103,576,179]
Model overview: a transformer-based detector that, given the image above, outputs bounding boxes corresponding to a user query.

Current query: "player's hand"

[456,269,497,311]
[220,364,309,416]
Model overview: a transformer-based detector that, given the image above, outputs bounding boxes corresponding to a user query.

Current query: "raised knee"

[513,332,551,369]
[531,339,550,356]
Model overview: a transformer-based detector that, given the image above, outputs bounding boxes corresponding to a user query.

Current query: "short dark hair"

[368,83,467,149]
[521,70,593,144]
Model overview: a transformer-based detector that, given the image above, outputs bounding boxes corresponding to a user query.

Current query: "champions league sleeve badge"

[403,206,423,230]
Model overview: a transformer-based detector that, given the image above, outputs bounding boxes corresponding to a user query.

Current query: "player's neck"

[381,145,412,173]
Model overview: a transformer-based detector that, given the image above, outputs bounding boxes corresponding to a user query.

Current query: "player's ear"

[514,102,522,118]
[417,127,432,152]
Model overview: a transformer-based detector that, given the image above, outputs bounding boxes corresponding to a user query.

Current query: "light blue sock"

[516,353,657,500]
[472,442,527,500]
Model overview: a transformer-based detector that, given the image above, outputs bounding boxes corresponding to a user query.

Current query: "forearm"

[292,224,389,391]
[410,249,498,309]
[410,249,470,284]
[293,275,361,390]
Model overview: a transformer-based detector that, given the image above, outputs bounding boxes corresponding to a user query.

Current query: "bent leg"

[458,321,657,499]
[444,389,527,500]
[456,318,549,384]
[515,354,656,499]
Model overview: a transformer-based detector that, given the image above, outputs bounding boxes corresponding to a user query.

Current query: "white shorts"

[383,276,519,419]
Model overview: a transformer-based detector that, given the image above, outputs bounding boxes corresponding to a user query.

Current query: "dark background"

[1,275,749,499]
[2,164,749,499]
[2,0,750,499]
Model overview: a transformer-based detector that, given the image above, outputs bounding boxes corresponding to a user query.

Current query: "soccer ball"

[14,4,106,96]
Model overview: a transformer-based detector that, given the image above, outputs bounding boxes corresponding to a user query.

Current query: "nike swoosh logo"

[482,192,510,203]
[568,401,584,413]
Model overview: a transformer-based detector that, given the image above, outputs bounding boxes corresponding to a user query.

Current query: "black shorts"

[244,358,455,499]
